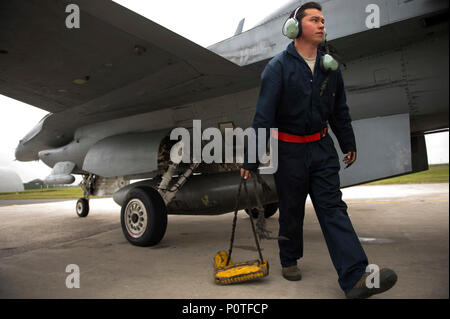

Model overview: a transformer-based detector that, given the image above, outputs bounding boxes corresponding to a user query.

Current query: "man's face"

[300,8,325,44]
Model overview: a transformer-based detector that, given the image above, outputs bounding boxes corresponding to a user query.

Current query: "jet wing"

[0,0,259,157]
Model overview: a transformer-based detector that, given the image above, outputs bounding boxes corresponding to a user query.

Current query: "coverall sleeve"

[242,63,282,171]
[328,67,357,154]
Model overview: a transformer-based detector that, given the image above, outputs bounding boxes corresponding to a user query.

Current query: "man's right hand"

[240,168,252,180]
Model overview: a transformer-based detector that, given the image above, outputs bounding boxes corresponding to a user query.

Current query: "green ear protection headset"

[282,5,339,73]
[282,6,304,39]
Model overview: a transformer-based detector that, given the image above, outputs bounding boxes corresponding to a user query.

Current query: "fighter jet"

[1,0,448,246]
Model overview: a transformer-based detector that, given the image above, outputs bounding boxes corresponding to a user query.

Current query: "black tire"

[76,198,89,217]
[120,187,167,247]
[246,202,278,219]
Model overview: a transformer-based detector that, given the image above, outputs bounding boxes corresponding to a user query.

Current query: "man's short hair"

[289,2,322,23]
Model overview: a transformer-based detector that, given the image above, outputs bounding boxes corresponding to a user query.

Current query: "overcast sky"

[0,0,448,183]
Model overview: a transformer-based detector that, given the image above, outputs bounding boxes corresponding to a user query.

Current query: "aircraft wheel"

[76,198,89,217]
[121,187,167,247]
[246,202,278,219]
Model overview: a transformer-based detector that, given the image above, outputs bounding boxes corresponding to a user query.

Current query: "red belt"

[272,127,328,143]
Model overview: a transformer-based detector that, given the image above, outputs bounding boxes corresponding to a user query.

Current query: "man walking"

[241,2,397,298]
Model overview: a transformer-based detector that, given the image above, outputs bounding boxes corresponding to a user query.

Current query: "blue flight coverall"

[243,41,369,293]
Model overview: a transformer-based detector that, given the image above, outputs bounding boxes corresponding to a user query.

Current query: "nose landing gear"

[76,174,97,218]
[76,198,89,217]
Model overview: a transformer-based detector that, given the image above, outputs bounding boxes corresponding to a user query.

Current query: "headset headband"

[293,6,301,22]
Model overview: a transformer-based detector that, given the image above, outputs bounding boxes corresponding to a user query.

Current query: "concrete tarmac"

[0,183,448,299]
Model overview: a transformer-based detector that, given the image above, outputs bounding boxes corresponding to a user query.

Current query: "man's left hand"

[343,151,357,168]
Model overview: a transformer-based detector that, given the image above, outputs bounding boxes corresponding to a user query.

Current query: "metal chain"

[226,177,243,266]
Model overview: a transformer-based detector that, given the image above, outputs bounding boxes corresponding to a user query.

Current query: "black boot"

[346,268,398,299]
[282,265,302,281]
